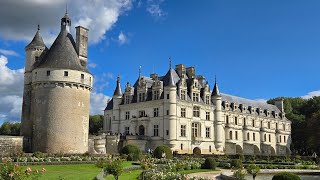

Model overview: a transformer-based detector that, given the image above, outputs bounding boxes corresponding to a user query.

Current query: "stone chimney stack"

[275,99,284,113]
[175,64,186,77]
[76,26,89,67]
[186,66,195,78]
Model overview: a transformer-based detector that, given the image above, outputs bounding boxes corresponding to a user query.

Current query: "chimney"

[197,75,205,87]
[275,99,284,112]
[76,26,89,67]
[150,73,158,80]
[186,67,195,78]
[175,64,185,77]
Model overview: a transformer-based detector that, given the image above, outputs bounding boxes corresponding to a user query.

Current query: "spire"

[169,57,172,69]
[212,76,221,97]
[139,66,142,77]
[113,74,123,97]
[25,25,46,50]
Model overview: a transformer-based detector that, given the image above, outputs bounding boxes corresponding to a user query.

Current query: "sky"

[0,0,320,123]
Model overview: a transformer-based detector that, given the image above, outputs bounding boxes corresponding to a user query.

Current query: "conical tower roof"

[113,75,123,97]
[25,28,46,50]
[211,80,221,97]
[163,68,180,87]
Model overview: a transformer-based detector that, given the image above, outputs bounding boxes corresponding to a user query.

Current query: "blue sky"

[0,0,320,122]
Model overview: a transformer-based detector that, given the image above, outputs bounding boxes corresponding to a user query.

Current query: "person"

[162,152,166,158]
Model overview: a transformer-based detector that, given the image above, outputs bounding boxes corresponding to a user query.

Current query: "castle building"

[20,12,93,153]
[104,64,291,155]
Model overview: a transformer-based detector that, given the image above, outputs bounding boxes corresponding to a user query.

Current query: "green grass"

[105,170,142,180]
[27,164,101,180]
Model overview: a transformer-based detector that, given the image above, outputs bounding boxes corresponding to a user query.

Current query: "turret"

[61,12,71,32]
[112,75,123,133]
[163,67,178,147]
[20,25,46,143]
[212,79,224,152]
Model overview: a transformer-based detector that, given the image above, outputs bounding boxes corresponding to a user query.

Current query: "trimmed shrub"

[272,172,300,180]
[202,157,217,170]
[33,151,45,158]
[120,145,141,161]
[231,159,243,168]
[153,145,173,159]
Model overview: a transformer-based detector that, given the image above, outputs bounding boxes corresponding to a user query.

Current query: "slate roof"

[35,30,88,72]
[113,76,123,96]
[25,30,46,49]
[221,93,281,113]
[212,82,220,96]
[105,99,113,110]
[162,68,180,87]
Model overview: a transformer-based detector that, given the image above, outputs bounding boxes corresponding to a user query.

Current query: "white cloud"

[0,49,19,57]
[301,90,320,99]
[118,31,128,45]
[146,0,167,19]
[0,0,133,44]
[88,63,97,68]
[90,92,111,115]
[0,55,24,122]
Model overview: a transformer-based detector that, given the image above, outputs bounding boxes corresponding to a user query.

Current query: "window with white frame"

[125,111,130,120]
[138,92,145,102]
[206,95,210,104]
[153,90,160,100]
[154,108,159,117]
[153,125,159,136]
[125,95,130,104]
[205,127,210,138]
[125,127,130,135]
[139,110,145,117]
[192,93,199,102]
[181,90,186,100]
[193,106,200,117]
[181,125,186,137]
[206,112,210,120]
[192,123,199,137]
[181,108,186,118]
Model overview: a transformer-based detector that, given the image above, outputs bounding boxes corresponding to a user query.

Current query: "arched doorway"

[193,147,201,155]
[254,145,260,155]
[236,145,243,154]
[139,125,145,136]
[269,146,276,156]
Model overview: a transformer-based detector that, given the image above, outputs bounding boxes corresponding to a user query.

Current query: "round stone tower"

[22,12,93,154]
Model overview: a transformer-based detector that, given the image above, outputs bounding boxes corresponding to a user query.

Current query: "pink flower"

[8,173,14,177]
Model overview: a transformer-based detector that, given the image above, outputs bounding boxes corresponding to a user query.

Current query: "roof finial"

[65,3,68,14]
[37,24,40,31]
[117,73,120,81]
[139,65,142,77]
[215,75,217,83]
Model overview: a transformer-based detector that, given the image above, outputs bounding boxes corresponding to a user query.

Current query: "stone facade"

[20,13,93,154]
[104,64,291,156]
[0,136,23,156]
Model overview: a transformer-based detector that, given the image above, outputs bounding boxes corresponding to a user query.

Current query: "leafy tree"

[0,122,21,136]
[89,115,103,135]
[104,160,123,180]
[246,164,260,180]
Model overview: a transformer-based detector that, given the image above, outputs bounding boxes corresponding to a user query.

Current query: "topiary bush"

[272,172,300,180]
[231,159,243,168]
[153,145,173,159]
[202,157,217,170]
[120,145,141,161]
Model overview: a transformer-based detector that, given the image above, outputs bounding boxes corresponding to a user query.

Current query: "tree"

[246,164,260,180]
[104,160,123,180]
[89,115,103,135]
[0,122,21,136]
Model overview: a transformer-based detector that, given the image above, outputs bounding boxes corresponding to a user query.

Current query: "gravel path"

[188,170,232,180]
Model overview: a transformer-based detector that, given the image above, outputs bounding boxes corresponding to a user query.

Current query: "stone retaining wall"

[0,136,23,156]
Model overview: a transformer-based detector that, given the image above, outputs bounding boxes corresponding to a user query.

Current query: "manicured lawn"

[27,164,101,180]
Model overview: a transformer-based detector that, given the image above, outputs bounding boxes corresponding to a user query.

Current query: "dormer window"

[268,122,271,129]
[125,95,130,104]
[192,93,199,102]
[205,95,210,104]
[138,93,145,102]
[181,90,186,100]
[153,90,160,100]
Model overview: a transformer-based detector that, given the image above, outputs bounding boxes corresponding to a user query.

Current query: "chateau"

[20,13,93,153]
[104,64,291,155]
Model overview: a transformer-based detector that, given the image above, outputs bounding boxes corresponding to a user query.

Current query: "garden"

[0,145,319,180]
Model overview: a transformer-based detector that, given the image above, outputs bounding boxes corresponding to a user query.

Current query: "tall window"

[193,106,200,117]
[226,116,229,124]
[253,133,256,141]
[244,118,246,126]
[235,117,238,125]
[125,127,130,135]
[284,136,286,143]
[125,111,130,120]
[229,131,232,140]
[64,71,68,76]
[279,135,282,143]
[125,95,130,104]
[154,108,159,117]
[268,122,271,129]
[153,125,159,136]
[181,90,186,100]
[252,120,255,127]
[247,132,250,141]
[181,108,186,118]
[205,127,210,138]
[181,144,183,150]
[192,93,199,102]
[192,123,199,137]
[235,131,238,140]
[269,134,271,142]
[264,134,266,142]
[180,125,186,137]
[283,124,285,130]
[139,110,145,117]
[138,93,145,102]
[47,70,50,76]
[206,112,210,120]
[81,74,84,79]
[206,95,210,104]
[209,145,212,152]
[153,90,160,100]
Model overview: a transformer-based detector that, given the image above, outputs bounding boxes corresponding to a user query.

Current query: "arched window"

[209,145,212,152]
